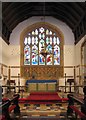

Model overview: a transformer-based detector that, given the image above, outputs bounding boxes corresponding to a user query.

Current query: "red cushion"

[19,98,28,103]
[27,101,56,104]
[19,98,27,101]
[62,98,69,101]
[30,92,58,95]
[27,94,62,101]
[9,105,16,112]
[2,98,9,101]
[70,105,86,119]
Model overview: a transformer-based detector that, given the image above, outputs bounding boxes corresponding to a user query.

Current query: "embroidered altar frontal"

[26,80,58,92]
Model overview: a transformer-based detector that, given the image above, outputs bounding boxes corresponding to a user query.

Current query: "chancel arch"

[20,22,64,80]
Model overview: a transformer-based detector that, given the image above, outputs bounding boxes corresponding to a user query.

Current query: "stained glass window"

[24,27,60,65]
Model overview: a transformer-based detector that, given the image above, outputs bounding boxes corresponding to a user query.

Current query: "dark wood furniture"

[7,80,16,93]
[67,79,74,93]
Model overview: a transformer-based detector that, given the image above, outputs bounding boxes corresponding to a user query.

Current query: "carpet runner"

[19,92,68,104]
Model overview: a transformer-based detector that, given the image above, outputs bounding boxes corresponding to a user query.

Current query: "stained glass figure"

[46,44,52,54]
[39,54,45,65]
[24,45,30,65]
[46,55,52,65]
[32,45,38,65]
[54,45,60,65]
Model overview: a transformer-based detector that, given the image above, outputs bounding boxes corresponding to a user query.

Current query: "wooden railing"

[67,86,86,119]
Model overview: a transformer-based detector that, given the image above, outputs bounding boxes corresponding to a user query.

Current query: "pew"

[0,94,20,120]
[69,105,86,119]
[67,86,86,120]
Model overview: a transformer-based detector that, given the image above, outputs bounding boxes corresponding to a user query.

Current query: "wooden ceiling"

[2,2,86,44]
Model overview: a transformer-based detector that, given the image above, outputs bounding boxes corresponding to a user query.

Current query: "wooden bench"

[1,94,20,120]
[69,105,86,119]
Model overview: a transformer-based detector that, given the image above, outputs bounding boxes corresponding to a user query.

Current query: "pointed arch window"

[24,27,61,65]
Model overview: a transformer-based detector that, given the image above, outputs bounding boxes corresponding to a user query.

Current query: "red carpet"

[19,92,64,104]
[27,92,61,101]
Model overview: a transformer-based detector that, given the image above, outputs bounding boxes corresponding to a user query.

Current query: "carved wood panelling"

[21,66,63,80]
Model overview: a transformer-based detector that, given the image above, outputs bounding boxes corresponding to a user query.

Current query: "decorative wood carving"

[21,66,64,80]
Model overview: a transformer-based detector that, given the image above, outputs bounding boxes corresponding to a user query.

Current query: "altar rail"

[2,85,86,94]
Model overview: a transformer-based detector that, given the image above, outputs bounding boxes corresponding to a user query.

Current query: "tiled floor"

[11,103,68,119]
[3,92,81,120]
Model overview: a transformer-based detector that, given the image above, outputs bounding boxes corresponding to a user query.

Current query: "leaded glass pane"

[28,37,31,45]
[24,45,30,65]
[46,37,49,45]
[54,45,60,65]
[50,31,52,35]
[32,37,35,45]
[24,37,28,45]
[35,29,38,35]
[35,37,38,44]
[39,33,45,39]
[53,37,56,45]
[42,33,45,39]
[32,45,38,65]
[50,37,52,44]
[28,33,30,35]
[32,31,35,35]
[39,33,42,39]
[53,33,56,35]
[57,37,60,45]
[46,29,49,35]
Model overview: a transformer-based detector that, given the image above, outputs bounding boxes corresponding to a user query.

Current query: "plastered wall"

[1,17,85,94]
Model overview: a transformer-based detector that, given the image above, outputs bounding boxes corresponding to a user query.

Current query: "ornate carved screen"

[20,22,64,80]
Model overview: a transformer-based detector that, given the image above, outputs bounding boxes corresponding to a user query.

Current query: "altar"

[25,80,58,92]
